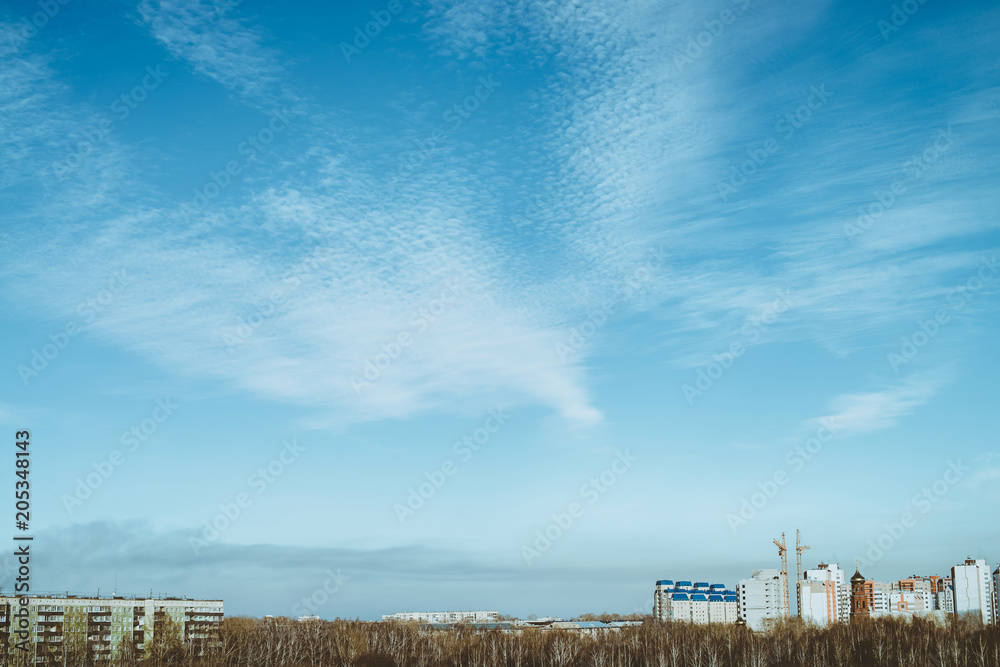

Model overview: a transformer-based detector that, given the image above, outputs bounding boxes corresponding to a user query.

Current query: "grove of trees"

[13,614,1000,667]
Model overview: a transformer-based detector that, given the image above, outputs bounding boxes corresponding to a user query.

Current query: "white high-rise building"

[653,580,738,624]
[739,569,787,631]
[799,563,849,626]
[952,558,995,624]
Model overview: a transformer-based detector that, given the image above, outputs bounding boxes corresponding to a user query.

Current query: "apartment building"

[799,564,849,626]
[653,581,738,624]
[0,595,223,663]
[875,589,926,616]
[952,558,995,624]
[898,574,953,613]
[738,569,787,631]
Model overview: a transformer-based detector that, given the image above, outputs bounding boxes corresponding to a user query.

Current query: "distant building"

[382,611,500,624]
[898,575,953,614]
[653,581,738,624]
[800,564,849,626]
[995,566,1000,622]
[0,594,222,664]
[877,590,927,617]
[952,558,995,623]
[936,587,955,614]
[739,569,787,631]
[545,620,641,637]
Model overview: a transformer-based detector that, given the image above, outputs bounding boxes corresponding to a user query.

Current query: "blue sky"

[1,0,998,620]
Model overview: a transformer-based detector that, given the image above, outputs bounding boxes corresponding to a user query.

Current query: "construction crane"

[773,532,790,618]
[796,529,810,616]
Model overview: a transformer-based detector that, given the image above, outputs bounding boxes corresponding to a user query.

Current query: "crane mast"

[773,532,790,618]
[795,529,810,616]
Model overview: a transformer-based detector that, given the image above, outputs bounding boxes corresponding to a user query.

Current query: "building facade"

[952,558,996,624]
[799,564,850,626]
[382,611,500,623]
[653,581,738,624]
[0,595,223,663]
[738,569,787,631]
[898,574,953,613]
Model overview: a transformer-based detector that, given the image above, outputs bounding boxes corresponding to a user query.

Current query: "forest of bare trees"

[24,614,1000,667]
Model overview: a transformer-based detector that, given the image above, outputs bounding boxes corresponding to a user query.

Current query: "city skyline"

[1,0,998,621]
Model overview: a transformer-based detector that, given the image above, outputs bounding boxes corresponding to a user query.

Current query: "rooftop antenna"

[114,570,118,596]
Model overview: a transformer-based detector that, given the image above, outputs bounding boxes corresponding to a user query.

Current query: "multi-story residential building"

[952,558,995,624]
[652,581,738,624]
[0,595,223,663]
[876,590,927,616]
[799,564,850,626]
[936,587,955,614]
[739,569,787,631]
[382,611,500,623]
[861,580,894,616]
[995,566,1000,623]
[898,575,953,613]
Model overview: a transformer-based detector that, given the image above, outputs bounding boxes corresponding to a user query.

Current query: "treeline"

[34,614,1000,667]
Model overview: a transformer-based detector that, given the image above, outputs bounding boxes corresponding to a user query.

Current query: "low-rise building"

[382,610,500,624]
